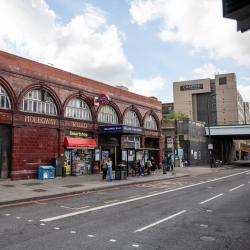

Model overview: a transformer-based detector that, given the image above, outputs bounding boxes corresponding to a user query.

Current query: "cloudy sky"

[0,0,250,103]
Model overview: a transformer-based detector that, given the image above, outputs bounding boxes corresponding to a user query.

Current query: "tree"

[163,112,188,120]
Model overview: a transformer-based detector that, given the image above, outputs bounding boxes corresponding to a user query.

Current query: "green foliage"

[163,112,188,120]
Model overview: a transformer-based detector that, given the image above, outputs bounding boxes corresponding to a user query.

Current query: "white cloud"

[238,85,250,103]
[0,0,133,85]
[129,76,166,98]
[130,0,250,67]
[193,63,227,79]
[240,76,250,81]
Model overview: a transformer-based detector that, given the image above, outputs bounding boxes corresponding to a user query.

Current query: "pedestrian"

[140,159,145,176]
[146,158,152,175]
[107,158,113,181]
[151,157,156,175]
[101,158,108,180]
[162,157,168,174]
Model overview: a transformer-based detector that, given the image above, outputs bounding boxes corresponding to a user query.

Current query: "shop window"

[0,85,10,109]
[123,110,140,127]
[144,114,157,130]
[97,105,118,124]
[20,89,57,116]
[65,98,92,121]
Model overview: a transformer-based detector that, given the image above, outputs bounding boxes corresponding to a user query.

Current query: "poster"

[95,149,100,161]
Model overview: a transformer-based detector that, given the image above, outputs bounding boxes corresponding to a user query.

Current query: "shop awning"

[64,137,97,149]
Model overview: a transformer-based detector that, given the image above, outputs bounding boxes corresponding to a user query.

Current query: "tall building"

[173,73,250,126]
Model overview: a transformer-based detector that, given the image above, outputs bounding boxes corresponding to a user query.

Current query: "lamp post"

[207,96,213,168]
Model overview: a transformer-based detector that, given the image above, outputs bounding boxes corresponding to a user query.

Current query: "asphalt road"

[0,167,250,250]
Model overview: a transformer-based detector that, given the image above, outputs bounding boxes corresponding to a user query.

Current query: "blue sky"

[0,0,250,103]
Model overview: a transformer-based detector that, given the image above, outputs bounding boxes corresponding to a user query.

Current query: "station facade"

[0,51,162,180]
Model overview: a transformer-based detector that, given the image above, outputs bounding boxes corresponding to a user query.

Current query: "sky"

[0,0,250,103]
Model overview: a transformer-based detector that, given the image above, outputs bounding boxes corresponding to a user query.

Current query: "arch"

[18,83,62,116]
[0,76,17,109]
[97,101,122,124]
[123,105,142,127]
[63,93,94,121]
[143,110,160,130]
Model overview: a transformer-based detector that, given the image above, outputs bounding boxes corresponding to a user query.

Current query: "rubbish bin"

[115,164,127,180]
[38,165,55,180]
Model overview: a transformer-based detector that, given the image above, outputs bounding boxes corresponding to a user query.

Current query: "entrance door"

[0,125,11,178]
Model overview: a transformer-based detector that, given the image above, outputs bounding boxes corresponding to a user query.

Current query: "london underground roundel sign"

[97,93,110,105]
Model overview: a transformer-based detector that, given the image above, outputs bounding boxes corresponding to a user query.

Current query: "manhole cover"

[2,184,15,187]
[32,189,47,192]
[23,183,43,186]
[200,236,216,241]
[63,184,84,188]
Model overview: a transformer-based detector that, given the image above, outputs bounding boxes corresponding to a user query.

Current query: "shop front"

[99,125,144,174]
[64,130,97,176]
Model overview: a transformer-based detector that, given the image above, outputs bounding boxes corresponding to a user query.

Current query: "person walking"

[146,158,152,175]
[151,157,156,175]
[107,158,113,181]
[162,156,168,174]
[102,158,108,180]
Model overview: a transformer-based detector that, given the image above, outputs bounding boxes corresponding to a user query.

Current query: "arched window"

[0,85,10,109]
[97,106,118,124]
[65,98,92,121]
[123,110,140,127]
[20,90,57,116]
[144,114,157,130]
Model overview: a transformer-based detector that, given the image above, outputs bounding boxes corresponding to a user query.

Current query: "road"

[0,167,250,250]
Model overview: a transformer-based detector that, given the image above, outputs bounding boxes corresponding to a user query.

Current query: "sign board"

[99,125,143,135]
[180,83,203,91]
[95,93,111,105]
[208,144,213,150]
[177,148,183,156]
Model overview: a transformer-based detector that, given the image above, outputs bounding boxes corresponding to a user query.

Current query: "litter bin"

[38,165,55,180]
[115,164,127,180]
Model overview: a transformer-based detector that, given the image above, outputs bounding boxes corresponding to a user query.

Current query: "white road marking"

[28,220,33,222]
[200,224,208,228]
[88,235,95,238]
[248,181,250,184]
[41,170,249,222]
[206,209,213,213]
[229,184,245,191]
[134,210,187,232]
[16,217,21,219]
[40,223,46,226]
[54,227,60,230]
[200,193,224,204]
[109,239,117,242]
[132,244,140,248]
[60,205,90,210]
[5,214,10,216]
[70,231,76,234]
[104,200,118,204]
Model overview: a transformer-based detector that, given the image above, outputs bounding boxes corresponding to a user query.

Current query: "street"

[1,167,250,250]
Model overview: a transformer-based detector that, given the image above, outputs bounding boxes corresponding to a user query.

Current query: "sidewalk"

[0,166,232,206]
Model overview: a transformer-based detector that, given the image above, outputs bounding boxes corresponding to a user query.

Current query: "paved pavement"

[0,166,232,205]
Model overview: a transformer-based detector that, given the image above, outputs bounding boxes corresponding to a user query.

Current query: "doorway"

[0,125,11,178]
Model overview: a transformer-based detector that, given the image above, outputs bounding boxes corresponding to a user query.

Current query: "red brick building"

[0,51,162,180]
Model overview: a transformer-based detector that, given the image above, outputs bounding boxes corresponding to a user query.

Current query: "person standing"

[146,158,152,175]
[162,157,168,174]
[102,158,108,180]
[107,158,113,181]
[151,157,156,175]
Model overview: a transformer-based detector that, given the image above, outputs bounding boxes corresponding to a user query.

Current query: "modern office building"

[173,73,250,126]
[0,51,162,180]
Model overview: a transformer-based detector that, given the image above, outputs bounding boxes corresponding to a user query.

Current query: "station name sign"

[24,115,57,126]
[180,83,203,91]
[99,125,143,135]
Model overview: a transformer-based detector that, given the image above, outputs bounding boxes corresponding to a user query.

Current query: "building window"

[65,98,92,121]
[0,85,10,109]
[219,77,227,85]
[144,114,157,130]
[123,110,140,127]
[20,90,57,116]
[97,105,118,124]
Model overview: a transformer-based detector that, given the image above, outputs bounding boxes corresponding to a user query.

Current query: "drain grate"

[63,184,84,188]
[32,189,47,192]
[2,184,15,187]
[23,183,43,186]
